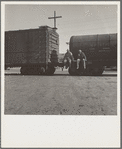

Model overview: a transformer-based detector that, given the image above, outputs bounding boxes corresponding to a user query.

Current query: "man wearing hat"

[63,49,74,69]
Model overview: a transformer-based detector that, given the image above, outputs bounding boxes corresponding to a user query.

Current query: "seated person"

[63,49,74,68]
[77,49,87,69]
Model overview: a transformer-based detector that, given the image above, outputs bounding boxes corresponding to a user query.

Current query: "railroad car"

[69,33,117,75]
[5,26,59,75]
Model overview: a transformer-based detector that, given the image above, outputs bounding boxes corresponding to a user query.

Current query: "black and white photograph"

[1,1,120,148]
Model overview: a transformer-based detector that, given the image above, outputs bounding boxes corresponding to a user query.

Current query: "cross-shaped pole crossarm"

[48,11,62,29]
[48,16,62,19]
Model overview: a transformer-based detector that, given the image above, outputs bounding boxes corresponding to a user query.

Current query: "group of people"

[63,49,87,70]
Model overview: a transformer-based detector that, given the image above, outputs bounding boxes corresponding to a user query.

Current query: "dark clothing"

[77,51,87,70]
[63,51,74,68]
[64,51,74,61]
[77,51,86,60]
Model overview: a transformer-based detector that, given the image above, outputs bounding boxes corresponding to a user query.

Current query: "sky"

[4,3,118,53]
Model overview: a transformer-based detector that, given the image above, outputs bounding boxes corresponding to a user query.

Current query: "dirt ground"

[4,68,117,115]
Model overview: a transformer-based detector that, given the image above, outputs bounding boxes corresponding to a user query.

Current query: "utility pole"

[48,11,62,29]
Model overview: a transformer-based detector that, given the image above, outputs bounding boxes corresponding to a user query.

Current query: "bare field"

[4,68,117,115]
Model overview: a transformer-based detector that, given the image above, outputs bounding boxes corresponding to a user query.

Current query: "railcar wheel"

[27,67,35,75]
[68,68,76,75]
[85,67,93,76]
[92,67,104,76]
[20,67,28,75]
[45,66,55,75]
[97,69,104,75]
[39,67,45,75]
